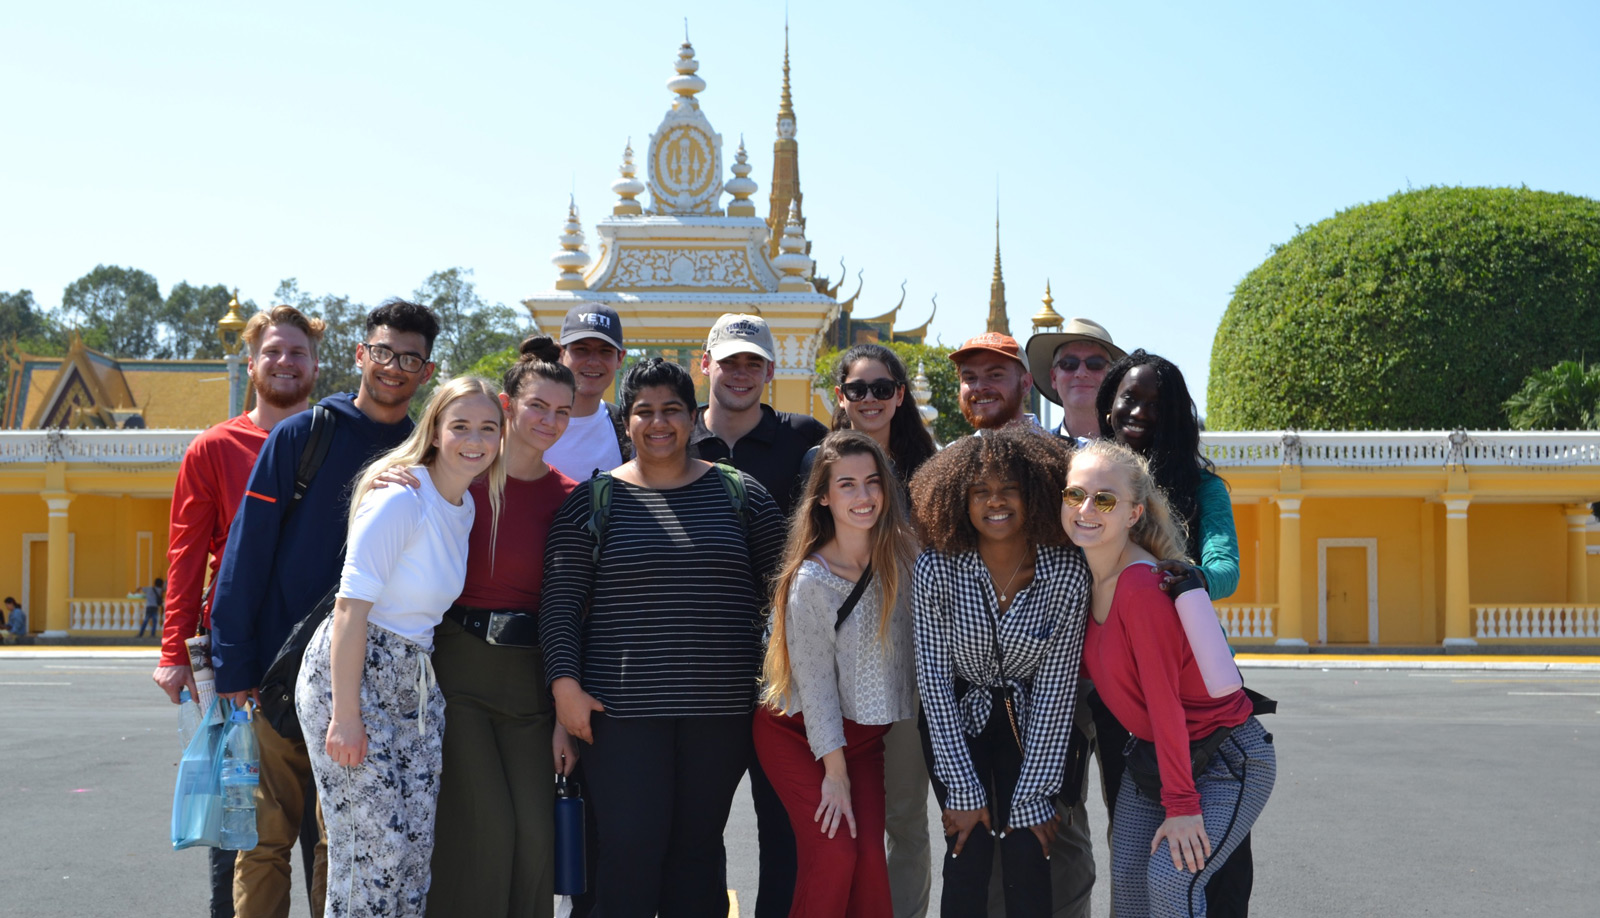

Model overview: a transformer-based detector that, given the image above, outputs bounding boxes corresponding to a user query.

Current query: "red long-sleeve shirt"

[1082,563,1252,817]
[160,414,270,667]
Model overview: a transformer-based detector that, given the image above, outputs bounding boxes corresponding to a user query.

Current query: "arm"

[1123,573,1203,818]
[784,570,847,759]
[1193,471,1241,600]
[539,484,604,742]
[323,596,374,765]
[210,421,304,695]
[743,476,788,599]
[1008,550,1092,829]
[154,444,216,700]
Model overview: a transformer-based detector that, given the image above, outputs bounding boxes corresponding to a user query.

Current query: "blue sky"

[5,1,1597,413]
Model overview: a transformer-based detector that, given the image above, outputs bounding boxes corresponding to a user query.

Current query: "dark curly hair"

[1096,349,1214,556]
[908,428,1072,553]
[828,343,938,481]
[503,334,575,400]
[619,357,697,418]
[366,298,441,353]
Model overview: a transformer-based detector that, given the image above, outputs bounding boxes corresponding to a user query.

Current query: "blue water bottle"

[553,773,586,895]
[218,708,260,851]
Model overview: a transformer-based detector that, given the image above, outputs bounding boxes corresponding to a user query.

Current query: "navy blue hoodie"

[210,392,413,693]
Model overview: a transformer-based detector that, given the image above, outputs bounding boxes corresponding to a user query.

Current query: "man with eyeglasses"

[211,298,439,918]
[1024,318,1127,447]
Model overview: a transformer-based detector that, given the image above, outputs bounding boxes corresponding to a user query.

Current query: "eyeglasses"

[840,378,900,402]
[363,342,428,373]
[1061,486,1120,513]
[1054,355,1110,374]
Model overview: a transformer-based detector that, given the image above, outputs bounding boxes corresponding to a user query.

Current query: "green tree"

[60,265,165,357]
[412,268,528,379]
[464,344,519,386]
[815,340,971,444]
[275,279,368,403]
[1208,186,1600,430]
[1502,360,1600,430]
[1,289,66,413]
[160,281,235,359]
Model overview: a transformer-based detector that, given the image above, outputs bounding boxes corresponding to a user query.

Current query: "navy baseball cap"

[559,304,624,350]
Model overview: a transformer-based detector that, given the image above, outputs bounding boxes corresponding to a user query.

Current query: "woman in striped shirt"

[909,428,1091,918]
[540,357,787,918]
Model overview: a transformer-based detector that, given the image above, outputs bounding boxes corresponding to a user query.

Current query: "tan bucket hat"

[1024,318,1127,405]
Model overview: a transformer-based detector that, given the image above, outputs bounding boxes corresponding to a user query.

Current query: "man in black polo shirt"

[689,312,826,918]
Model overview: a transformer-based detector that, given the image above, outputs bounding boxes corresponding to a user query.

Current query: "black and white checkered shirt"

[912,543,1092,828]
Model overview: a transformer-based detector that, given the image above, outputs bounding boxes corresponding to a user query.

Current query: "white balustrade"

[1473,605,1600,639]
[1200,430,1600,469]
[1216,605,1276,640]
[69,599,144,631]
[0,430,199,465]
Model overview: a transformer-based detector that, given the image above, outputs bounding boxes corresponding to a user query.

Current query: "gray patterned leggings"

[1110,717,1275,918]
[297,619,445,918]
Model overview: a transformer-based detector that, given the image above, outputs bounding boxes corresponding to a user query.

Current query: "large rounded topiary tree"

[1207,186,1600,430]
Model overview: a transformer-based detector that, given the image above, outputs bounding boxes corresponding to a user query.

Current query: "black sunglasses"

[1054,355,1110,373]
[840,378,900,402]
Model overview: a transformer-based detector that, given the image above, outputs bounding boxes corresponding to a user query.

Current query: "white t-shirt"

[545,406,624,480]
[336,466,475,648]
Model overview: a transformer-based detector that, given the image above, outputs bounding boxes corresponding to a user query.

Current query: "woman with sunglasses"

[908,428,1090,918]
[1062,440,1274,918]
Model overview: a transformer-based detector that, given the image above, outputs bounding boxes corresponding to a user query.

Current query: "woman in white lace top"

[754,431,919,917]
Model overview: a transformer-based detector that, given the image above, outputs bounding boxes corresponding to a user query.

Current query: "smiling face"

[702,351,774,413]
[503,377,573,454]
[249,323,318,409]
[966,474,1025,546]
[1109,365,1162,454]
[836,357,904,439]
[357,327,434,409]
[431,393,502,482]
[1050,340,1111,413]
[957,352,1031,430]
[819,451,885,534]
[1061,452,1142,551]
[627,383,693,461]
[561,338,624,401]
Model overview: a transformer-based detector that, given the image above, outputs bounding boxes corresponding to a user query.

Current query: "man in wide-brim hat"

[1024,318,1126,444]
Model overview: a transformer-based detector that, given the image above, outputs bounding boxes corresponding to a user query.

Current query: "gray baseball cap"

[560,304,624,349]
[705,313,776,363]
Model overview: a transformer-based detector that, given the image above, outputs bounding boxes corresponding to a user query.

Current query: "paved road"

[2,657,1596,917]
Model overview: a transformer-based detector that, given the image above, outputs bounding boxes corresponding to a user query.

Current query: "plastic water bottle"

[1169,574,1244,698]
[553,774,586,895]
[177,686,203,750]
[219,708,259,851]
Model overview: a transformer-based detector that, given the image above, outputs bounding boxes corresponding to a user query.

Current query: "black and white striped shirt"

[540,468,787,717]
[913,544,1092,828]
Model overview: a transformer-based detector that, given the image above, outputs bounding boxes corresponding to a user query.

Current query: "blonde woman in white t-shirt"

[295,376,505,918]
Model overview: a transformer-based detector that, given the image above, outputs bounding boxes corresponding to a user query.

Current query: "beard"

[253,372,315,409]
[960,382,1027,430]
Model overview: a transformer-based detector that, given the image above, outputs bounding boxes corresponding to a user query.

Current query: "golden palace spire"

[987,211,1010,335]
[767,24,805,259]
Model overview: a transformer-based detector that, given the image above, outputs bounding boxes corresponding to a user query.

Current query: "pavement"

[2,652,1596,917]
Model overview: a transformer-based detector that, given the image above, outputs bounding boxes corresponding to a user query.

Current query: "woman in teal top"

[1095,347,1252,917]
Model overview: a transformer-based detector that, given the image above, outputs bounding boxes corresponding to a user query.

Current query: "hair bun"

[520,334,561,364]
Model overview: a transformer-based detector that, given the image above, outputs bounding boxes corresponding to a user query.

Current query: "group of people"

[152,296,1275,918]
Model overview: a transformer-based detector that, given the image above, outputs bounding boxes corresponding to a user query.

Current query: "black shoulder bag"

[1122,687,1277,802]
[833,564,874,631]
[256,406,338,742]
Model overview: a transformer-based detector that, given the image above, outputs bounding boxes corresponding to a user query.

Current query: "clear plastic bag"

[171,697,229,850]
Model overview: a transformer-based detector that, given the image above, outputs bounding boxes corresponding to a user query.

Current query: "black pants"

[749,751,798,918]
[1087,690,1254,916]
[581,712,752,918]
[920,695,1050,918]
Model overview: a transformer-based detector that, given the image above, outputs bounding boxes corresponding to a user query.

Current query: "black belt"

[444,605,540,648]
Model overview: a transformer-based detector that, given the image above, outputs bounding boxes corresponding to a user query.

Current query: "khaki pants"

[235,716,328,918]
[883,715,933,918]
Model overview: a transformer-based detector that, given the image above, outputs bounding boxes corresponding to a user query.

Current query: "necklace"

[987,551,1029,605]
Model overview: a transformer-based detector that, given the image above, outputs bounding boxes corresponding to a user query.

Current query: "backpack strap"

[287,404,335,522]
[585,469,615,567]
[712,461,749,532]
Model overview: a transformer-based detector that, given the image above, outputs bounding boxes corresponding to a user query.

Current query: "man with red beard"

[154,304,324,918]
[949,332,1037,432]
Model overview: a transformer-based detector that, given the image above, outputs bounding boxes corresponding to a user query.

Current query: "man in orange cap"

[948,332,1036,432]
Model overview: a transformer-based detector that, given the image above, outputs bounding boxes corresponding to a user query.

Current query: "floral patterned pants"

[297,619,445,918]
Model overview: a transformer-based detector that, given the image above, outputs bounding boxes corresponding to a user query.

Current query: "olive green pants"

[425,617,556,918]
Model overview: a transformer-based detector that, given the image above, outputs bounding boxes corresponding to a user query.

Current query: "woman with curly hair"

[908,428,1091,917]
[754,430,920,917]
[1063,440,1273,918]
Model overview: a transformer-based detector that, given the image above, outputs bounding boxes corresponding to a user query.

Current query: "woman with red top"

[1062,440,1274,918]
[372,335,579,918]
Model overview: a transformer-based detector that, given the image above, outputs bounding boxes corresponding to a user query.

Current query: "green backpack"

[584,461,749,565]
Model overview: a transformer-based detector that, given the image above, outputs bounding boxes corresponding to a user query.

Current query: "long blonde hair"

[348,377,507,540]
[1072,440,1189,563]
[762,431,918,711]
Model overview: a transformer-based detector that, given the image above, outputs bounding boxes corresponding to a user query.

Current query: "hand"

[221,688,260,707]
[552,677,604,744]
[1153,813,1211,873]
[552,722,579,776]
[368,466,421,491]
[1011,812,1061,858]
[814,773,857,839]
[1155,560,1205,592]
[941,807,992,858]
[325,714,369,767]
[152,664,197,704]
